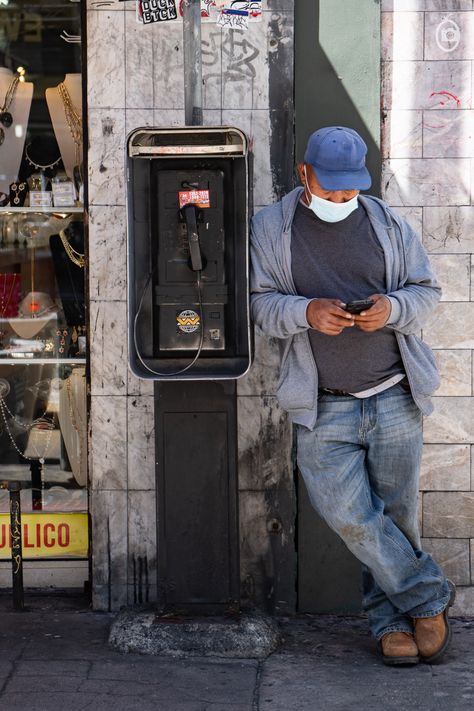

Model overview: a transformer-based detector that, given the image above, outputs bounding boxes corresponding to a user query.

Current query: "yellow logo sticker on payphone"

[177,309,201,333]
[178,190,210,209]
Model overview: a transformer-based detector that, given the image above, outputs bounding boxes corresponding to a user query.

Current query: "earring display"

[9,181,28,207]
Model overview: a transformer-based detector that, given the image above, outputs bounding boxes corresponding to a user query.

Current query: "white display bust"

[46,74,82,181]
[0,67,33,196]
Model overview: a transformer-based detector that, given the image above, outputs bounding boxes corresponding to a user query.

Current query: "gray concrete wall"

[85,0,474,615]
[382,0,474,614]
[85,0,295,611]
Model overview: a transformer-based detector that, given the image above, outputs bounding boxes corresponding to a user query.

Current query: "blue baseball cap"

[303,126,372,191]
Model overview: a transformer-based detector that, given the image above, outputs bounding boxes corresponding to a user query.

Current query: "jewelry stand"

[49,222,85,327]
[45,74,82,181]
[0,67,33,195]
[58,367,87,487]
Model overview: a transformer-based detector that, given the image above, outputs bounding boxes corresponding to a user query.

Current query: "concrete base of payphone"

[109,607,280,659]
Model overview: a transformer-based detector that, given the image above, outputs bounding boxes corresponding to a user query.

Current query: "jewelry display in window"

[0,192,9,207]
[57,81,82,172]
[9,292,56,341]
[25,141,62,179]
[56,327,71,355]
[28,172,53,208]
[59,227,85,268]
[0,273,21,318]
[58,366,87,487]
[0,272,21,346]
[52,177,75,207]
[9,180,28,207]
[46,75,83,199]
[0,67,24,146]
[0,386,55,465]
[50,221,86,330]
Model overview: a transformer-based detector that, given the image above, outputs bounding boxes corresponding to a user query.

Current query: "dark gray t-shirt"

[291,201,404,392]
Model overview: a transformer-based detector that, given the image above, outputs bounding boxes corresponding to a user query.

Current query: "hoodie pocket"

[276,334,315,411]
[402,334,440,396]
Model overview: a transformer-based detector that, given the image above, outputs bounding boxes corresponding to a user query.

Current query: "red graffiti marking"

[424,91,461,130]
[429,91,461,108]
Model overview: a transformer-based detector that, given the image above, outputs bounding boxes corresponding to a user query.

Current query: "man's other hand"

[306,299,355,336]
[354,294,391,332]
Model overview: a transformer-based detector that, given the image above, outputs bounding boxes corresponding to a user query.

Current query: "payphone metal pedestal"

[127,127,252,615]
[154,380,240,614]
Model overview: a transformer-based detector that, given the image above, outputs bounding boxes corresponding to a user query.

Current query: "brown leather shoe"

[380,631,419,666]
[413,581,456,663]
[414,610,450,662]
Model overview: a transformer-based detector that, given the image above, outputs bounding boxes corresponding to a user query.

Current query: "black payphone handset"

[127,126,251,381]
[181,204,203,272]
[133,196,208,377]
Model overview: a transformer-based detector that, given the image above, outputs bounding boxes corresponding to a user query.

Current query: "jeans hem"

[375,624,413,641]
[409,602,448,620]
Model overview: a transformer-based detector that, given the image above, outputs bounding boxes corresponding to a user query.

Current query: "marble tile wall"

[382,3,474,609]
[86,2,294,610]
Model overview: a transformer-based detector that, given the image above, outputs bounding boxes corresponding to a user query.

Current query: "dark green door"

[294,0,382,613]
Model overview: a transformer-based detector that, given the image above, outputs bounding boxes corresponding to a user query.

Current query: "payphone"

[127,126,251,380]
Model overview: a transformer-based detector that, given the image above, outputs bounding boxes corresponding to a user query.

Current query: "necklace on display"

[0,273,19,344]
[59,228,86,268]
[58,82,83,167]
[25,144,62,173]
[0,273,19,318]
[0,394,55,464]
[0,69,24,145]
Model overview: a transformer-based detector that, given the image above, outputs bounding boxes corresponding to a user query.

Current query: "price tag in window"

[29,191,53,208]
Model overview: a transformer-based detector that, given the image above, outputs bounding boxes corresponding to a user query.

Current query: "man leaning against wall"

[250,126,455,666]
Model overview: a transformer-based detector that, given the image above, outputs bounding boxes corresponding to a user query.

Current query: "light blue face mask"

[303,167,359,223]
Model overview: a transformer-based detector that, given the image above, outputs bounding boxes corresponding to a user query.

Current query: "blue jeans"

[296,383,451,640]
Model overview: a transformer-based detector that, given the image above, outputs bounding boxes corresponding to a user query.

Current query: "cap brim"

[311,164,372,191]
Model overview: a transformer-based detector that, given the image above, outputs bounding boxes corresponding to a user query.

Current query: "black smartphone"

[345,299,375,314]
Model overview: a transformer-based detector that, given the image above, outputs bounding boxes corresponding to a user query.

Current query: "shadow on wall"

[294,0,382,197]
[293,0,381,614]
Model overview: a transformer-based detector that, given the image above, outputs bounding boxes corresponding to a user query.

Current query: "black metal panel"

[155,381,239,612]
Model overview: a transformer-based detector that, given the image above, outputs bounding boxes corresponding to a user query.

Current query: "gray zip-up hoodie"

[250,187,441,430]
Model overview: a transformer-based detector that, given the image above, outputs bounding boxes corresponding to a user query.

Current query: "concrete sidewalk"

[0,594,473,711]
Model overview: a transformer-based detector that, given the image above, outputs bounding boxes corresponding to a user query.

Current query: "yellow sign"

[0,513,89,560]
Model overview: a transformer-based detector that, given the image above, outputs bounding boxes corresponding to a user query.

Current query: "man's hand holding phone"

[307,294,391,335]
[352,293,391,332]
[306,298,355,336]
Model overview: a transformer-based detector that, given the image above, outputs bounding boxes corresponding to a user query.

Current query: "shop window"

[0,1,87,574]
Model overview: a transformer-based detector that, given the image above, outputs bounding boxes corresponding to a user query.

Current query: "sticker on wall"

[139,0,178,24]
[435,16,461,53]
[222,1,262,20]
[177,310,201,333]
[177,0,216,17]
[137,0,263,23]
[217,7,250,31]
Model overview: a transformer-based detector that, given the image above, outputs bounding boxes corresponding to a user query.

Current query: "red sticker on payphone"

[178,190,211,209]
